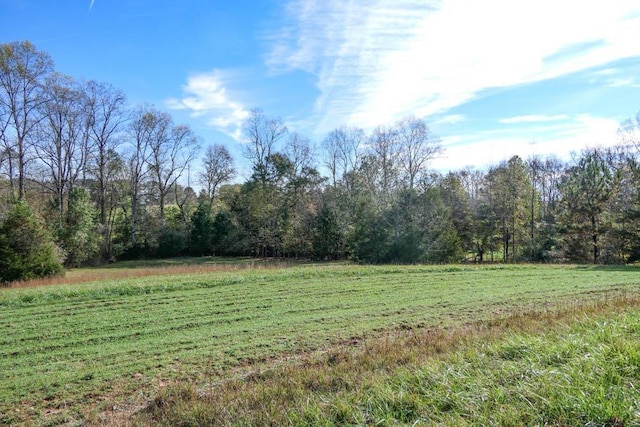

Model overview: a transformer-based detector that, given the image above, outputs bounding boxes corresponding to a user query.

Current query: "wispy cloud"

[499,114,569,124]
[266,0,640,133]
[606,77,640,88]
[431,114,620,171]
[434,114,467,125]
[89,0,95,10]
[166,70,250,140]
[588,67,640,87]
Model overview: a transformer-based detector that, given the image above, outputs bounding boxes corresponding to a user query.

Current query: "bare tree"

[322,126,364,188]
[126,105,159,244]
[540,155,565,220]
[242,108,287,184]
[0,103,12,194]
[321,130,340,187]
[198,143,235,201]
[34,73,89,227]
[285,132,314,177]
[85,80,128,225]
[149,123,200,221]
[396,116,442,190]
[0,41,54,199]
[618,111,640,156]
[100,148,126,258]
[369,124,400,196]
[458,167,484,203]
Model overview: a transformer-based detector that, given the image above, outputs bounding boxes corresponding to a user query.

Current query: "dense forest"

[2,41,640,281]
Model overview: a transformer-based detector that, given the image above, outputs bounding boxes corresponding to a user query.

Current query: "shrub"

[0,201,64,284]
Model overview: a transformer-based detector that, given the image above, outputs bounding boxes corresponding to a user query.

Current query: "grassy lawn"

[1,261,639,425]
[141,298,640,426]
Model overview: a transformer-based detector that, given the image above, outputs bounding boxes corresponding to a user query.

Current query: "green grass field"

[1,261,639,425]
[142,298,640,426]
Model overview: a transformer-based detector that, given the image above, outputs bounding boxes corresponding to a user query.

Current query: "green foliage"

[156,227,188,258]
[478,156,535,263]
[439,172,474,253]
[155,205,189,258]
[7,39,640,266]
[112,206,160,260]
[414,187,463,263]
[560,150,616,264]
[189,202,238,256]
[230,179,290,257]
[58,188,101,267]
[0,201,63,283]
[312,199,344,260]
[352,207,388,263]
[211,210,239,255]
[611,160,640,263]
[351,187,462,264]
[189,201,215,256]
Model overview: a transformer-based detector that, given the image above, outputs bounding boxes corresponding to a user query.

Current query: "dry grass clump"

[3,258,292,289]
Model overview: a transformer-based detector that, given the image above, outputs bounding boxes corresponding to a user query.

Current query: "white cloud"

[431,114,621,171]
[266,0,640,134]
[166,70,250,141]
[606,77,639,88]
[592,68,619,76]
[587,67,640,87]
[434,114,467,125]
[499,115,569,124]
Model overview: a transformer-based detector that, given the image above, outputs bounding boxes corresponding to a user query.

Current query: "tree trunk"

[592,216,598,264]
[17,137,25,199]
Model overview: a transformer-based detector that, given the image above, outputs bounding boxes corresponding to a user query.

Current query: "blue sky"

[3,0,640,175]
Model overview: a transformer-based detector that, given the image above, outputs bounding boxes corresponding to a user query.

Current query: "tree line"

[2,41,640,282]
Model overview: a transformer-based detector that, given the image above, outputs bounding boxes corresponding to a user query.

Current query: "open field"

[1,261,639,425]
[141,296,640,426]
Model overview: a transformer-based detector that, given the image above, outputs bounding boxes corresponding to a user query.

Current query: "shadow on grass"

[573,264,640,273]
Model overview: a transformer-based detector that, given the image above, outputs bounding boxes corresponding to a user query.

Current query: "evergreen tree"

[156,205,189,258]
[439,173,474,257]
[312,193,345,260]
[559,150,616,264]
[0,201,63,284]
[189,200,215,256]
[58,188,100,267]
[211,211,238,256]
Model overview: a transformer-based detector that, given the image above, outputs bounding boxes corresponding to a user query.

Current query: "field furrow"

[1,263,639,425]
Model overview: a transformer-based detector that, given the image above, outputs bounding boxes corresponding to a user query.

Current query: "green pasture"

[1,262,639,424]
[141,301,640,426]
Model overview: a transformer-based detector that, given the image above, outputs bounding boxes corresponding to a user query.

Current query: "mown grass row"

[1,263,639,425]
[137,296,640,426]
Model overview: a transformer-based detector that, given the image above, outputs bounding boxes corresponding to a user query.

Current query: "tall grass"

[2,256,295,289]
